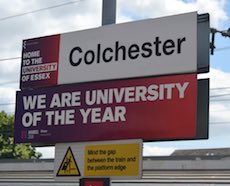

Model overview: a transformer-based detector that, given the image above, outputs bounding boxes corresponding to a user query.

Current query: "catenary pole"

[102,0,116,25]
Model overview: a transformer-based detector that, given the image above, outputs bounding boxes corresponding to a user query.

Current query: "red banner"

[15,74,197,143]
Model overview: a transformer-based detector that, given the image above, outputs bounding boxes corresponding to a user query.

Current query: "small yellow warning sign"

[84,143,141,177]
[56,147,81,176]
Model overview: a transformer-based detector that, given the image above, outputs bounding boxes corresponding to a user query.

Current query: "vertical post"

[210,32,215,55]
[102,0,116,26]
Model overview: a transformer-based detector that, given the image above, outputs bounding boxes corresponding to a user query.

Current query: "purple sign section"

[14,74,197,144]
[20,34,60,89]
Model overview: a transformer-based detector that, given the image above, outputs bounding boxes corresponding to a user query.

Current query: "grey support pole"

[102,0,116,25]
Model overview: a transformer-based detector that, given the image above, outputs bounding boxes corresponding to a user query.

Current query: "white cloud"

[209,68,230,88]
[143,145,175,156]
[117,0,228,28]
[195,0,227,28]
[0,87,16,113]
[199,67,230,126]
[36,146,55,159]
[39,0,102,35]
[208,68,230,124]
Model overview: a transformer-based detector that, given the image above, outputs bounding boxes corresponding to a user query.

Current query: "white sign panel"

[20,12,197,89]
[59,12,197,84]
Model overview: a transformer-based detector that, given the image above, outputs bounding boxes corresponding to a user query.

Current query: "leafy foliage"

[0,111,42,159]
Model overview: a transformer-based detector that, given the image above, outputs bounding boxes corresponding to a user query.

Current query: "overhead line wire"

[0,0,84,22]
[215,46,230,51]
[1,47,229,62]
[0,57,20,62]
[0,103,15,106]
[211,86,230,90]
[210,93,230,98]
[210,99,230,102]
[210,122,230,125]
[0,81,18,85]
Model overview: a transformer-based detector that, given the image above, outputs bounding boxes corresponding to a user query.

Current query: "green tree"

[0,111,42,159]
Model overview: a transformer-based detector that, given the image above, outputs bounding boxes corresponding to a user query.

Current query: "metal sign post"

[102,0,116,25]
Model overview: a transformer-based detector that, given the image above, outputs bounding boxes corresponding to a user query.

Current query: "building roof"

[171,148,230,156]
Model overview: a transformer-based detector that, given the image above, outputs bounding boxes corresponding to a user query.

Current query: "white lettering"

[124,87,135,102]
[135,86,147,101]
[113,88,125,103]
[102,107,114,122]
[50,92,81,108]
[114,106,126,122]
[85,90,96,106]
[176,82,189,98]
[164,84,175,99]
[23,95,46,110]
[22,112,42,127]
[147,85,158,101]
[80,108,91,124]
[45,110,75,125]
[80,106,127,124]
[91,108,101,123]
[50,94,61,108]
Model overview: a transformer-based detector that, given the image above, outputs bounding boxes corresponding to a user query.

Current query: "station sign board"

[54,140,142,181]
[20,12,197,89]
[14,73,197,144]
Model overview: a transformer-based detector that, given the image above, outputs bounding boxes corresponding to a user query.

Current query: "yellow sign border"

[84,142,142,177]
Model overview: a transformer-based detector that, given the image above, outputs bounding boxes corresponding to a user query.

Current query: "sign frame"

[20,12,197,89]
[14,73,197,144]
[15,12,210,145]
[54,139,143,181]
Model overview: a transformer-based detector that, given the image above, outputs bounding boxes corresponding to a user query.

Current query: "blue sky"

[0,0,230,157]
[212,35,230,72]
